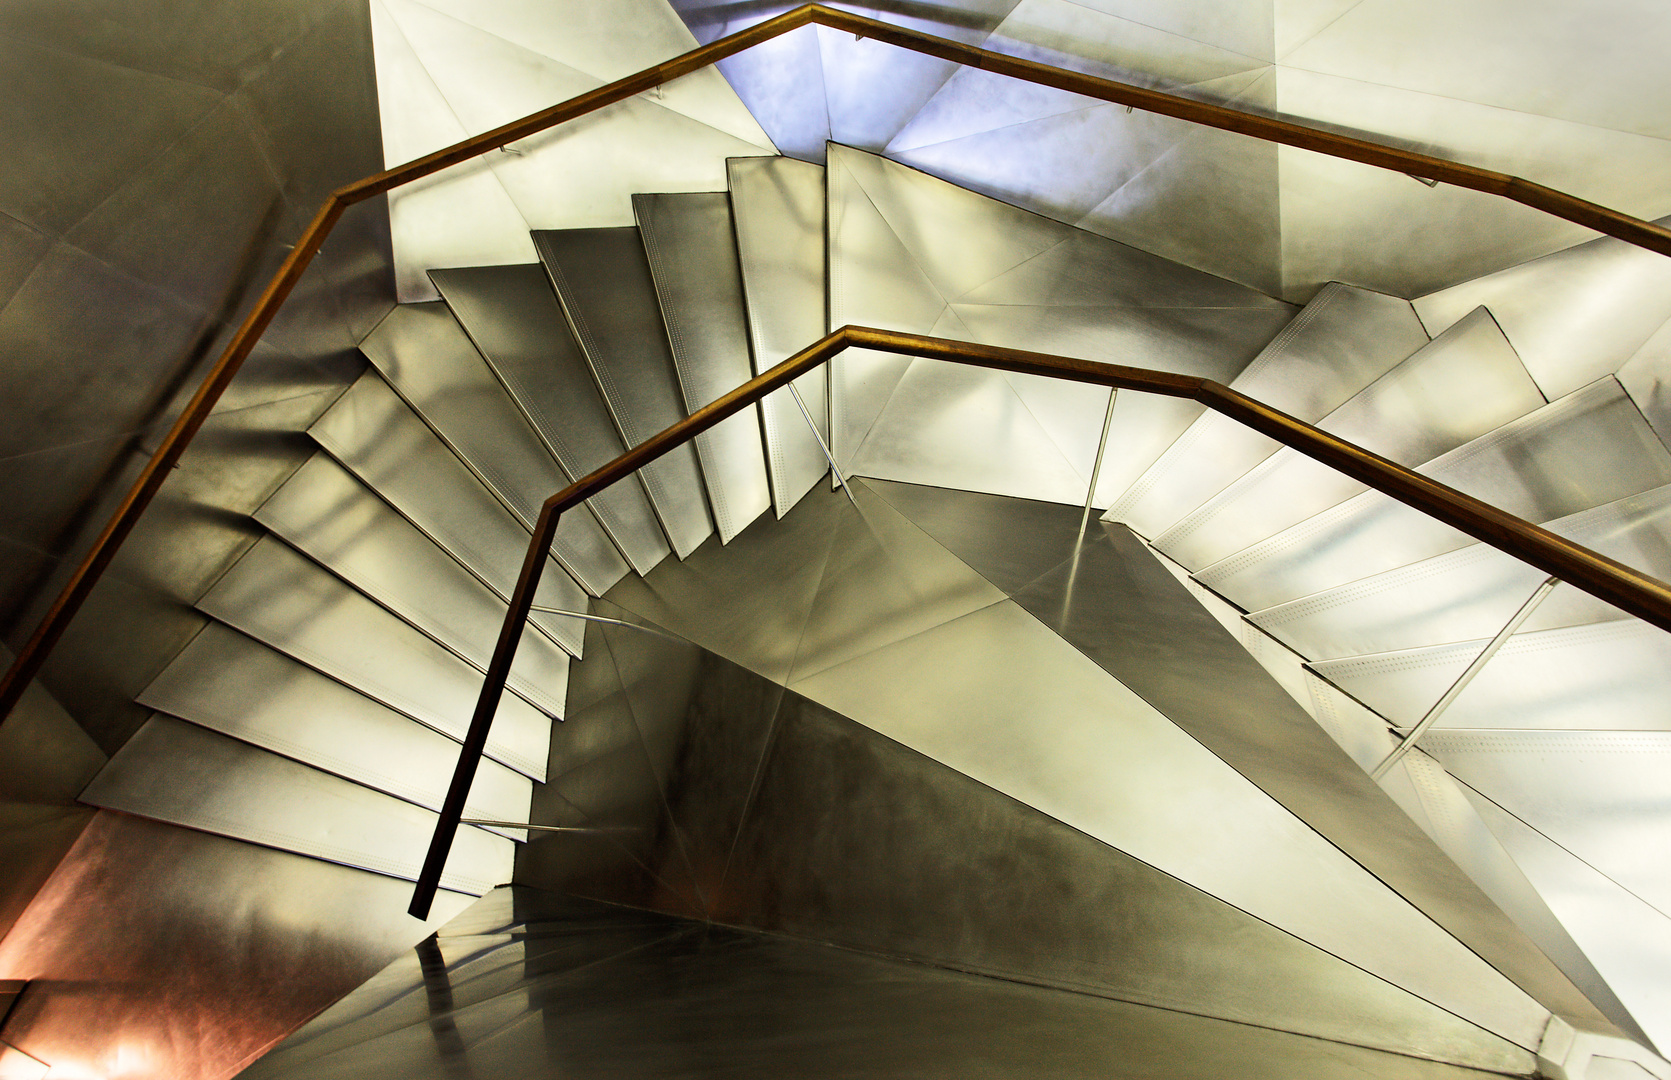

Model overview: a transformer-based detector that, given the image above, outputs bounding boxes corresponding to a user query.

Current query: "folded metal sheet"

[1250,481,1671,660]
[360,303,629,595]
[1312,619,1671,733]
[310,373,587,651]
[635,191,772,543]
[198,535,551,780]
[1157,307,1542,570]
[431,263,672,576]
[534,227,715,558]
[1107,282,1429,538]
[728,155,831,516]
[257,453,572,711]
[82,716,514,895]
[139,623,531,837]
[1197,378,1671,612]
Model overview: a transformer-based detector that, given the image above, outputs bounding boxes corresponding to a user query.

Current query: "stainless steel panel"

[605,483,849,685]
[728,155,830,516]
[1618,315,1671,453]
[81,716,513,895]
[1464,787,1671,1056]
[1108,282,1428,536]
[1251,482,1671,660]
[534,228,715,558]
[249,885,1537,1079]
[432,263,673,576]
[140,622,531,833]
[790,600,1549,1048]
[634,192,772,542]
[1313,620,1671,733]
[1199,377,1671,612]
[718,681,1531,1065]
[359,302,629,595]
[0,811,471,1080]
[671,14,831,160]
[197,535,551,780]
[258,453,572,712]
[1414,220,1671,402]
[1157,307,1542,569]
[311,373,588,652]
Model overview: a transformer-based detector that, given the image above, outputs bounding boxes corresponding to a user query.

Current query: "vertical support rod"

[1370,575,1559,781]
[788,379,857,507]
[409,504,563,918]
[1063,389,1118,624]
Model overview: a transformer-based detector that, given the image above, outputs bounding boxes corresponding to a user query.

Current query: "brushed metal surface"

[431,263,673,576]
[139,622,531,834]
[728,155,831,516]
[534,227,715,558]
[1157,307,1543,570]
[1108,282,1429,537]
[1200,377,1671,612]
[245,884,1533,1079]
[81,715,513,895]
[790,600,1549,1048]
[359,302,629,595]
[259,453,573,707]
[1251,481,1671,660]
[1314,620,1671,733]
[634,191,773,543]
[197,535,551,780]
[309,372,588,651]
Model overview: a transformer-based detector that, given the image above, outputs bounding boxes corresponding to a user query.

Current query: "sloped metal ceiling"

[671,0,1671,302]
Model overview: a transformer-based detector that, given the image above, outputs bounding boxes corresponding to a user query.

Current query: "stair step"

[1156,307,1543,571]
[256,452,574,706]
[1107,282,1430,538]
[197,535,551,780]
[432,263,673,575]
[1249,481,1671,660]
[728,155,831,517]
[1310,620,1671,733]
[360,303,629,595]
[1197,377,1671,611]
[309,372,588,651]
[82,715,513,895]
[634,191,773,543]
[139,622,532,837]
[533,227,716,559]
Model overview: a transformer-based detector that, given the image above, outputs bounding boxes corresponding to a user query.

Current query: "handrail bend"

[406,325,1671,916]
[5,3,1670,722]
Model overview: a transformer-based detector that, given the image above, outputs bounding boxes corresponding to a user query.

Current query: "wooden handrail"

[4,8,1670,737]
[406,325,1671,916]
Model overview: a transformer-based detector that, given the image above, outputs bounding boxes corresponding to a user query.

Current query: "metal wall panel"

[81,716,512,895]
[139,622,530,832]
[1199,377,1671,612]
[728,155,831,516]
[432,263,673,576]
[534,228,715,558]
[197,535,551,780]
[359,303,629,595]
[1157,307,1542,570]
[256,453,572,710]
[1108,282,1428,536]
[790,600,1549,1049]
[635,192,773,542]
[309,372,587,650]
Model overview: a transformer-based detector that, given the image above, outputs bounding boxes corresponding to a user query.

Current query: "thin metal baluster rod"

[528,606,686,642]
[1062,389,1118,626]
[460,819,642,834]
[787,379,858,507]
[1370,575,1559,781]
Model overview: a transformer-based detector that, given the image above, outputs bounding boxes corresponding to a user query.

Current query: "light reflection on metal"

[1064,388,1118,624]
[788,382,857,508]
[1370,576,1559,782]
[526,606,687,643]
[458,819,643,833]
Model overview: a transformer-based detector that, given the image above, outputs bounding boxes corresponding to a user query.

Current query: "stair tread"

[431,262,673,575]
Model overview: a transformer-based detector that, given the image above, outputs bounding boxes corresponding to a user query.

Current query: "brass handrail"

[4,9,1670,734]
[406,325,1671,916]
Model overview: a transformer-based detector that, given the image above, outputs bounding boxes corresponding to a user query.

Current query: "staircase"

[73,143,1671,1071]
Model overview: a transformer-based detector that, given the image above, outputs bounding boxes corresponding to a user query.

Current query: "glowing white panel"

[1068,0,1274,62]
